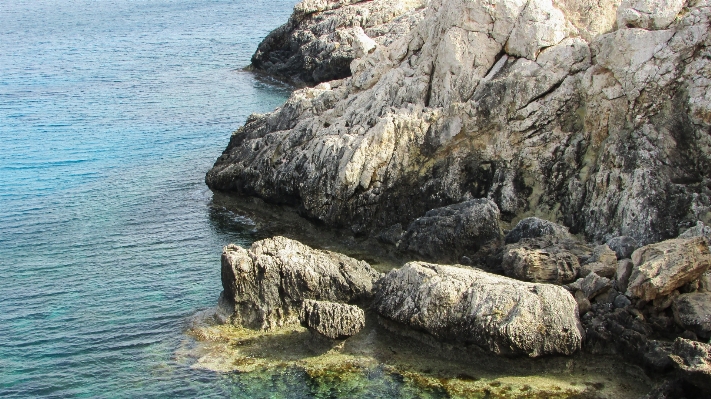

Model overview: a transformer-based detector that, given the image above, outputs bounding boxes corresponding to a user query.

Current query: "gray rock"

[627,237,711,302]
[220,236,381,330]
[377,223,403,245]
[580,262,617,279]
[680,221,711,241]
[250,0,426,85]
[397,199,501,262]
[613,294,632,309]
[616,259,634,293]
[373,262,584,357]
[504,217,574,244]
[606,236,638,260]
[672,292,711,339]
[300,299,365,339]
[207,0,711,247]
[670,338,711,392]
[699,271,711,293]
[501,236,591,284]
[581,273,612,300]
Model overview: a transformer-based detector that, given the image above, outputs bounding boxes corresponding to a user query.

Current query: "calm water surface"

[0,1,297,397]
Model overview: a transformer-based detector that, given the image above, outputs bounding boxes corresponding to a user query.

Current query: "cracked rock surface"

[300,299,365,339]
[208,0,711,244]
[372,261,584,357]
[250,0,427,85]
[220,236,381,330]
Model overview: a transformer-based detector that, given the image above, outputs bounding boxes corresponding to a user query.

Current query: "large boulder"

[220,236,381,329]
[626,237,711,302]
[208,0,711,244]
[372,262,584,357]
[504,217,574,244]
[501,236,591,284]
[300,299,365,339]
[672,292,711,339]
[250,0,427,85]
[397,199,501,262]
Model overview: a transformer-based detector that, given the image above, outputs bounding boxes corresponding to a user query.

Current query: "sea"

[0,0,299,397]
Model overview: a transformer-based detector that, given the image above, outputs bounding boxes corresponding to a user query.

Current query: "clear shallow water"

[0,0,295,397]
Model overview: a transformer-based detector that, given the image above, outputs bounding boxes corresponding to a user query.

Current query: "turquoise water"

[0,1,296,397]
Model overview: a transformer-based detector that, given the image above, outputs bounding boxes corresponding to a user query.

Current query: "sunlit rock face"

[208,0,711,245]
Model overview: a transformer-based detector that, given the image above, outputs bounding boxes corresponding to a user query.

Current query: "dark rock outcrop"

[606,236,638,260]
[250,0,426,85]
[504,217,574,244]
[397,198,501,262]
[220,236,381,329]
[672,292,711,339]
[300,299,365,339]
[372,261,584,357]
[670,337,711,392]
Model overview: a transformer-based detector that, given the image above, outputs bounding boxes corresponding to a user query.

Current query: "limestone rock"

[670,338,711,392]
[616,0,685,30]
[501,236,591,284]
[606,236,638,260]
[673,292,711,339]
[220,236,381,329]
[580,244,617,278]
[504,217,574,244]
[300,299,365,339]
[398,199,501,261]
[626,237,711,302]
[250,0,427,85]
[208,0,711,245]
[373,262,584,357]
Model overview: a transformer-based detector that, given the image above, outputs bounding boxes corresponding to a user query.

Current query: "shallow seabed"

[1,0,653,397]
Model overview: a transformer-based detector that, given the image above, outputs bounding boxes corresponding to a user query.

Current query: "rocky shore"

[203,0,711,397]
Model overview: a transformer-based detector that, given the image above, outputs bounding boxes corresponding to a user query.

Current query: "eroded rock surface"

[300,299,365,339]
[672,292,711,339]
[501,236,591,284]
[670,338,711,392]
[208,0,711,244]
[504,217,574,244]
[626,237,711,302]
[397,198,501,262]
[220,236,381,329]
[251,0,427,85]
[372,261,584,357]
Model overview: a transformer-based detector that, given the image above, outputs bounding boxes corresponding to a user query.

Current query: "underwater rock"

[300,299,365,339]
[626,237,711,302]
[220,236,381,330]
[373,261,584,357]
[397,199,501,262]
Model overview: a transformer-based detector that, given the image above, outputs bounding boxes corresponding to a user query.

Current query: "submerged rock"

[250,0,427,85]
[501,236,591,284]
[626,237,711,302]
[397,199,501,262]
[373,262,584,357]
[220,236,381,330]
[300,299,365,339]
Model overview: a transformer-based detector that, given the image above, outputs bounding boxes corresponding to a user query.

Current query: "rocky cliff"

[208,0,711,246]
